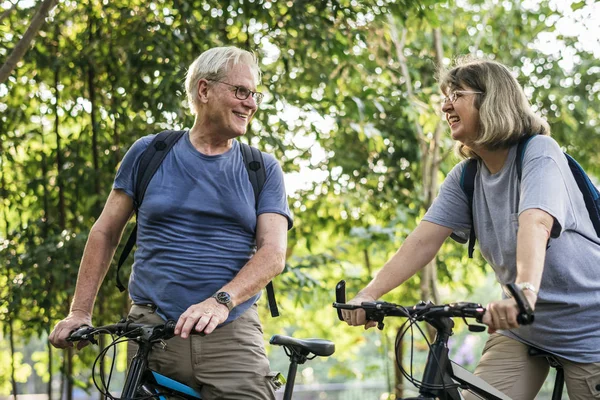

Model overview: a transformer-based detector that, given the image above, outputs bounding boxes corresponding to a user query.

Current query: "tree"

[0,0,59,83]
[1,0,599,398]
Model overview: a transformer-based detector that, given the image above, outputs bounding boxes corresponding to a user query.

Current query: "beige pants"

[127,303,276,400]
[463,333,600,400]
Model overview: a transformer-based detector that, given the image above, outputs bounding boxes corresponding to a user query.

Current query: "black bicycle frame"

[408,316,510,400]
[121,340,153,398]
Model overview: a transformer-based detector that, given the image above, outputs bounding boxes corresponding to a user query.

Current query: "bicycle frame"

[68,321,333,400]
[123,338,201,399]
[408,315,511,400]
[332,280,521,400]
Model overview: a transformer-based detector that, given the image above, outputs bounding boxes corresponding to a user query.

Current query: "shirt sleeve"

[113,135,155,198]
[423,160,472,243]
[257,152,294,230]
[518,136,576,238]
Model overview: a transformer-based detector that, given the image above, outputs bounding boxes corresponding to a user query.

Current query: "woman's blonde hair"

[184,46,261,114]
[439,57,550,158]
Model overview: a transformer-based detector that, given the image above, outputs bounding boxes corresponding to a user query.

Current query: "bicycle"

[67,319,335,399]
[332,280,564,400]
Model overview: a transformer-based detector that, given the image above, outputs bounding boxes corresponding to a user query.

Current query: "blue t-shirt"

[113,131,293,324]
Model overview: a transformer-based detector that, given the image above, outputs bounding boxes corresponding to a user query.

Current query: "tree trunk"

[0,0,58,83]
[9,320,18,398]
[48,341,54,400]
[59,356,65,400]
[66,347,73,400]
[394,334,404,398]
[55,94,66,229]
[387,17,447,390]
[1,137,18,398]
[87,19,101,216]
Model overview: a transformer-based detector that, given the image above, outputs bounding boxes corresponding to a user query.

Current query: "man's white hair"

[184,46,261,114]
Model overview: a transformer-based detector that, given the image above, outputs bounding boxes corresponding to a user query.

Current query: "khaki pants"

[463,333,600,400]
[127,303,276,400]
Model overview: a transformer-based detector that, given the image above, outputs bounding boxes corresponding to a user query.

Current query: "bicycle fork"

[411,317,461,400]
[121,342,152,398]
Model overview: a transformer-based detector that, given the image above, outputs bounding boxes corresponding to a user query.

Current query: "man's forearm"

[220,243,286,307]
[70,226,121,315]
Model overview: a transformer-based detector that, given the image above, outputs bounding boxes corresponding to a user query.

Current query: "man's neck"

[188,123,234,156]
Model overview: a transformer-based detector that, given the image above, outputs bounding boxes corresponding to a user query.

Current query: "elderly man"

[49,46,292,399]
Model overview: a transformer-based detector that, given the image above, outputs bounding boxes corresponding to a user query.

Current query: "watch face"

[216,292,231,303]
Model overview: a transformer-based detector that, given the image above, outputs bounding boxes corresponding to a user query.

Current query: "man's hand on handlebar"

[49,309,93,350]
[341,293,378,330]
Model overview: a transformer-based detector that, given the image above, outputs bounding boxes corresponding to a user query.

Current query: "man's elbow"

[89,222,122,248]
[262,244,286,275]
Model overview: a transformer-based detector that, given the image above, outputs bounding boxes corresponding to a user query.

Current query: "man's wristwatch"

[212,291,234,311]
[516,282,537,294]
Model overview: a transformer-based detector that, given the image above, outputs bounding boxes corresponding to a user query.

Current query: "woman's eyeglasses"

[441,90,484,106]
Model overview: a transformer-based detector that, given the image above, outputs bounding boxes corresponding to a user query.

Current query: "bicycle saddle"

[528,346,563,368]
[269,335,335,357]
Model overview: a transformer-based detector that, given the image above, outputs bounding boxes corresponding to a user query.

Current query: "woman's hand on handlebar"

[49,310,93,350]
[483,291,537,333]
[341,293,378,330]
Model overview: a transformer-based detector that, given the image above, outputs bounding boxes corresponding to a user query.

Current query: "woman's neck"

[472,146,510,174]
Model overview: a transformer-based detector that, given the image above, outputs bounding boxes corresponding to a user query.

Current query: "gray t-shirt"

[114,132,293,324]
[423,135,600,363]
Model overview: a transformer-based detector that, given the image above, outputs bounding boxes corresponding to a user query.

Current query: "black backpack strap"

[239,142,279,317]
[135,130,186,207]
[116,224,137,292]
[516,135,536,181]
[461,159,478,258]
[565,153,600,237]
[240,142,266,204]
[116,130,186,292]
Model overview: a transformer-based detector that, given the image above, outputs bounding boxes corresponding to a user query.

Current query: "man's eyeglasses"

[208,79,264,105]
[442,90,484,106]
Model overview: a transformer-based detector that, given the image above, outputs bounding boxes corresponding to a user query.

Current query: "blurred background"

[1,0,599,398]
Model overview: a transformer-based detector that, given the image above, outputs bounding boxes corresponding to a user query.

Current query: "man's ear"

[197,79,210,104]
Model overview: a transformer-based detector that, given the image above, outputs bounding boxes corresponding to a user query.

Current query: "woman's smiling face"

[441,87,482,145]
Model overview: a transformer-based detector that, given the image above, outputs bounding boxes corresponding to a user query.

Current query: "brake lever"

[335,280,346,322]
[506,283,535,325]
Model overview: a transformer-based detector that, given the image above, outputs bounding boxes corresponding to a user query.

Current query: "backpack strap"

[565,153,600,237]
[239,142,279,317]
[239,142,266,204]
[461,159,478,258]
[516,135,536,181]
[116,130,186,292]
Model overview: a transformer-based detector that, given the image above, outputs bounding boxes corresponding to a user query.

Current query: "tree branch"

[0,0,58,84]
[0,1,18,26]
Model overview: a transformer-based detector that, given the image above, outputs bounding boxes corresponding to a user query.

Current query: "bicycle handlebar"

[332,280,534,331]
[67,320,177,344]
[333,299,486,331]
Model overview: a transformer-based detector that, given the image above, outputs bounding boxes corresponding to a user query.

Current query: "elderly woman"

[342,58,600,399]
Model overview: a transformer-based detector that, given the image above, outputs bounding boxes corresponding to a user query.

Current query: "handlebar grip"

[67,325,96,343]
[506,283,535,325]
[335,280,346,321]
[164,320,177,339]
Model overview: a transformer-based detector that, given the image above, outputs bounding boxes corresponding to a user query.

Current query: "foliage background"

[1,0,599,398]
